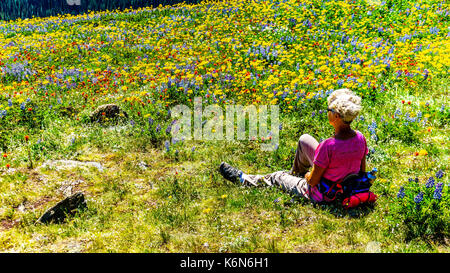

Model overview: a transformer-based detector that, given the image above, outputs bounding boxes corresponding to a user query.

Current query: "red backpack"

[317,169,378,209]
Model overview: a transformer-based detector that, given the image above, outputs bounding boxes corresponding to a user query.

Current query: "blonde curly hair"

[327,89,362,124]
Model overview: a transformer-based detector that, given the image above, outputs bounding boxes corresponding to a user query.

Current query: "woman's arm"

[305,164,326,187]
[360,155,366,173]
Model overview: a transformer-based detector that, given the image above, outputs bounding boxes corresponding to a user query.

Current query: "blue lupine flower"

[20,102,26,110]
[191,146,195,152]
[426,177,435,188]
[166,124,172,134]
[164,141,170,152]
[130,119,135,127]
[433,182,443,200]
[8,99,12,107]
[397,187,405,199]
[155,124,161,133]
[436,169,444,179]
[148,117,154,126]
[423,69,429,80]
[414,192,424,204]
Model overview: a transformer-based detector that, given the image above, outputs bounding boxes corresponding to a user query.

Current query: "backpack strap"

[323,178,344,201]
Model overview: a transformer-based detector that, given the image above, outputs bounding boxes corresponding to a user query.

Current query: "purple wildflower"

[164,141,170,152]
[166,124,172,134]
[436,169,444,179]
[414,192,424,204]
[433,183,443,200]
[426,177,435,188]
[397,187,405,199]
[423,69,429,80]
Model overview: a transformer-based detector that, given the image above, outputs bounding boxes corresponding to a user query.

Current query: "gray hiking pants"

[240,134,322,201]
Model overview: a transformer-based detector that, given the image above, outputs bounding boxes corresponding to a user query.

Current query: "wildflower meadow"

[0,0,448,253]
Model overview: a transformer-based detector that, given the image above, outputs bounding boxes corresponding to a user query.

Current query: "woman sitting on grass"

[219,88,369,203]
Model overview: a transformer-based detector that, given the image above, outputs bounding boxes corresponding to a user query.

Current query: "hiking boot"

[219,162,242,183]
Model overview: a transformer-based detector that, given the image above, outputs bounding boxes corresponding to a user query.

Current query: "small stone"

[89,104,128,123]
[365,241,381,253]
[138,161,148,170]
[39,160,104,173]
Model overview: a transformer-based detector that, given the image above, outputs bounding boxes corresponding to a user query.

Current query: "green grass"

[0,0,449,253]
[0,86,448,252]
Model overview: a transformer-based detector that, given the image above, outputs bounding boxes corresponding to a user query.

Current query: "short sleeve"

[362,134,369,156]
[313,141,330,169]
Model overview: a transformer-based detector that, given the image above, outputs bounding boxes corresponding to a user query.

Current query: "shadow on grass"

[322,202,376,218]
[284,195,377,218]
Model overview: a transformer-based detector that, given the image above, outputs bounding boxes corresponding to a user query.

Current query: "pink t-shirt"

[313,130,368,182]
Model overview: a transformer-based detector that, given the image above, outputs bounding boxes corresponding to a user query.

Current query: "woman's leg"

[290,134,320,176]
[239,171,314,200]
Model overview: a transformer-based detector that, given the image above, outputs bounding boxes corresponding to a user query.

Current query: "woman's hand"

[305,172,312,181]
[305,164,326,186]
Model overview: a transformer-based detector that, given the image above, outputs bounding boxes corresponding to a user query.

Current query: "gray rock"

[89,104,128,123]
[137,161,148,170]
[38,160,104,172]
[37,192,87,224]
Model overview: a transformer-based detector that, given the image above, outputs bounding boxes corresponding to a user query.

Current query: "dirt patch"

[27,196,54,211]
[294,245,325,253]
[0,219,20,231]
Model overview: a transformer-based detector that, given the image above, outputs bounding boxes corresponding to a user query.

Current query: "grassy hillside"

[0,0,448,252]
